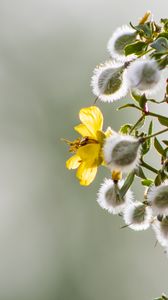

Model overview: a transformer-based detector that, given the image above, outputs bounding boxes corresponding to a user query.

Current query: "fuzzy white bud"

[97,178,133,215]
[127,59,161,96]
[123,202,153,231]
[152,217,168,248]
[107,25,137,62]
[103,134,140,173]
[91,61,129,102]
[147,182,168,216]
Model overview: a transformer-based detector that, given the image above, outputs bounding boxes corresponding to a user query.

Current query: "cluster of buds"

[64,12,168,257]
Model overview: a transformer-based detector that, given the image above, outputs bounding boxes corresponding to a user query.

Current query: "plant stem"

[141,127,168,141]
[148,111,168,119]
[129,114,145,134]
[140,159,158,174]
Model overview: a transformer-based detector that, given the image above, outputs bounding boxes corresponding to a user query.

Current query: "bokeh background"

[0,0,168,299]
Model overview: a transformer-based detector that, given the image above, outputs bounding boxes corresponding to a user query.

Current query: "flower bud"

[91,61,129,102]
[97,178,133,214]
[152,217,168,248]
[147,182,168,215]
[127,59,161,96]
[107,25,137,62]
[123,202,152,231]
[103,134,140,173]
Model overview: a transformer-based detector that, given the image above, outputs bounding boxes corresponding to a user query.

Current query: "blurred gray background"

[0,0,168,299]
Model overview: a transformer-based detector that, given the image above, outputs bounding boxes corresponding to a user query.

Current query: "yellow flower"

[65,106,112,186]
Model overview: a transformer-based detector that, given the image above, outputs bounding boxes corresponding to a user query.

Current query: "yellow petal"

[76,162,97,186]
[74,124,92,137]
[66,154,81,169]
[77,143,102,165]
[79,106,103,139]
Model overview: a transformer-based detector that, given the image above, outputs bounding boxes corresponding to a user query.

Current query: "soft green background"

[0,0,168,299]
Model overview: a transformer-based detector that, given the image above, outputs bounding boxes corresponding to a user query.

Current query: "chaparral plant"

[63,12,168,300]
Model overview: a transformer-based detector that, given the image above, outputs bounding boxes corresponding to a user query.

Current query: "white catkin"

[123,202,153,231]
[127,58,162,96]
[152,218,168,248]
[91,61,129,102]
[147,182,168,216]
[107,25,137,62]
[103,134,141,173]
[97,178,133,214]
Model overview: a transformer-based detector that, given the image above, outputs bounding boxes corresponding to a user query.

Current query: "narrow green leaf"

[142,139,149,155]
[158,116,168,127]
[141,121,153,156]
[139,93,147,109]
[162,140,168,146]
[124,41,147,56]
[120,172,135,198]
[135,166,146,179]
[131,91,141,103]
[117,103,141,111]
[154,172,162,186]
[154,137,164,155]
[135,115,145,130]
[148,120,153,135]
[163,147,168,159]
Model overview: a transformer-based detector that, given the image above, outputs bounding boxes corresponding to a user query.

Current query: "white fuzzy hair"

[97,178,133,215]
[152,219,168,248]
[127,58,162,96]
[103,134,141,174]
[91,61,129,102]
[123,201,153,231]
[107,25,137,62]
[147,181,168,216]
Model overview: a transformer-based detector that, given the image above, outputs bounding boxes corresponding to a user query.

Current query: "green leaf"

[117,103,141,111]
[148,120,153,135]
[162,140,168,146]
[134,116,145,130]
[151,52,165,60]
[154,137,164,155]
[161,18,168,25]
[155,297,168,300]
[154,172,162,186]
[124,41,147,56]
[163,147,168,159]
[158,116,168,127]
[139,93,148,109]
[141,178,153,186]
[131,22,153,38]
[141,121,153,155]
[119,123,132,134]
[161,18,168,32]
[120,172,135,198]
[158,32,168,39]
[135,166,146,179]
[151,37,168,52]
[131,91,141,103]
[157,55,168,70]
